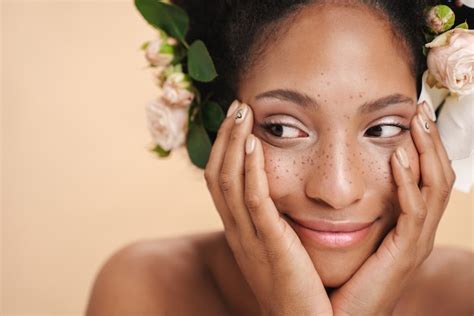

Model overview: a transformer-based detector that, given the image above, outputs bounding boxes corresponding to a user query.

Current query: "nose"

[305,140,366,210]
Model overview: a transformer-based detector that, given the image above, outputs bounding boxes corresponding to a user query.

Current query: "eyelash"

[260,119,308,139]
[259,120,410,140]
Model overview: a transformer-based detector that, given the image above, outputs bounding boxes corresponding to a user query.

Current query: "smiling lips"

[286,216,376,248]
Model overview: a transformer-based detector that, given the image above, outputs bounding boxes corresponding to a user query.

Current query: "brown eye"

[365,124,409,138]
[262,123,307,138]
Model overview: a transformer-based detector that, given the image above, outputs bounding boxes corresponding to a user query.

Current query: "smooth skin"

[85,4,473,316]
[205,98,454,315]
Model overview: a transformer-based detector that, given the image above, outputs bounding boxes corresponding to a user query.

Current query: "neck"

[201,230,262,316]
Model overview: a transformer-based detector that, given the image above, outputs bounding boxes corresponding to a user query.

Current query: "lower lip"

[289,219,375,248]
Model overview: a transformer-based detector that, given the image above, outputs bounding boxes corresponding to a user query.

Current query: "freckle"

[349,181,353,184]
[286,169,289,172]
[326,82,330,86]
[326,154,329,158]
[317,94,321,98]
[359,94,363,98]
[329,163,333,167]
[320,72,324,76]
[324,99,327,103]
[317,165,320,169]
[329,144,333,148]
[326,127,330,132]
[350,95,353,99]
[276,176,279,179]
[302,161,305,165]
[278,158,281,162]
[295,173,299,177]
[299,178,303,181]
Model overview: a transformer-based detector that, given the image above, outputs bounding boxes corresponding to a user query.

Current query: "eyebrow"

[254,89,414,114]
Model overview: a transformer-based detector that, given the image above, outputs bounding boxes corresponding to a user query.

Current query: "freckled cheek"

[261,146,304,198]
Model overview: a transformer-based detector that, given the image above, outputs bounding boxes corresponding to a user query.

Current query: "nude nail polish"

[226,100,240,118]
[235,104,248,124]
[245,134,256,154]
[421,101,436,122]
[417,111,431,133]
[396,147,409,168]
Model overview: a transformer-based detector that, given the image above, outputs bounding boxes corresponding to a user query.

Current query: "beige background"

[1,1,473,315]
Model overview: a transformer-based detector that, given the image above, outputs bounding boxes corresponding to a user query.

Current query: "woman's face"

[238,4,421,287]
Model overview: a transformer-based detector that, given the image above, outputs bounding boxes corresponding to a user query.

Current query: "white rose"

[146,99,189,151]
[145,39,174,68]
[426,28,474,96]
[160,72,195,107]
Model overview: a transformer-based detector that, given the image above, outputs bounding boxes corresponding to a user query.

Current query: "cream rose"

[160,72,195,108]
[145,38,174,68]
[426,28,474,96]
[146,99,189,151]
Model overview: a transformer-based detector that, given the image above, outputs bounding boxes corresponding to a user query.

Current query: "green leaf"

[202,101,225,132]
[455,21,469,29]
[186,122,212,169]
[135,0,189,43]
[187,40,218,82]
[151,144,171,157]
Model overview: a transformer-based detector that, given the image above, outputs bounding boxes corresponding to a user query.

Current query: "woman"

[86,0,474,315]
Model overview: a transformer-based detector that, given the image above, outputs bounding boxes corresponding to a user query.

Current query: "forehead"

[239,4,415,104]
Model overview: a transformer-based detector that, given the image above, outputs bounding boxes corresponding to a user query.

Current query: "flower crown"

[135,1,473,190]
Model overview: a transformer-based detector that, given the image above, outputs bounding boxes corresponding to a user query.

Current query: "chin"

[307,250,370,288]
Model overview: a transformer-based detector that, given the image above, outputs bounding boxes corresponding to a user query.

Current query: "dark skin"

[86,4,474,316]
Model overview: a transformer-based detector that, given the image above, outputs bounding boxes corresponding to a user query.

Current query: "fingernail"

[235,104,248,124]
[421,101,436,122]
[396,147,410,168]
[245,134,256,154]
[417,111,431,134]
[226,100,240,118]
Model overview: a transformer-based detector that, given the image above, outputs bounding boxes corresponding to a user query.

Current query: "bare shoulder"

[395,245,474,315]
[85,230,228,316]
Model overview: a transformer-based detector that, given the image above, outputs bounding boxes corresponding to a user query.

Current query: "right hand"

[204,100,333,316]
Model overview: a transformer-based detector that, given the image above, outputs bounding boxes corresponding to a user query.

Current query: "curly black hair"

[172,0,458,113]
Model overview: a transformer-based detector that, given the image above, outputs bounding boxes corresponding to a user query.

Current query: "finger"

[390,147,427,250]
[219,103,256,237]
[416,102,456,255]
[420,101,456,187]
[244,134,286,242]
[204,99,240,230]
[411,106,449,208]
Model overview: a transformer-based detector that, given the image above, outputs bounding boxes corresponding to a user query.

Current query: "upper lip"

[287,216,376,232]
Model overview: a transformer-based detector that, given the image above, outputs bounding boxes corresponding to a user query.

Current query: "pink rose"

[145,39,174,68]
[160,72,195,108]
[426,28,474,96]
[146,99,189,151]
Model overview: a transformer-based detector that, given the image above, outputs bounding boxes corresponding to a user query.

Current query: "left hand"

[329,101,457,315]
